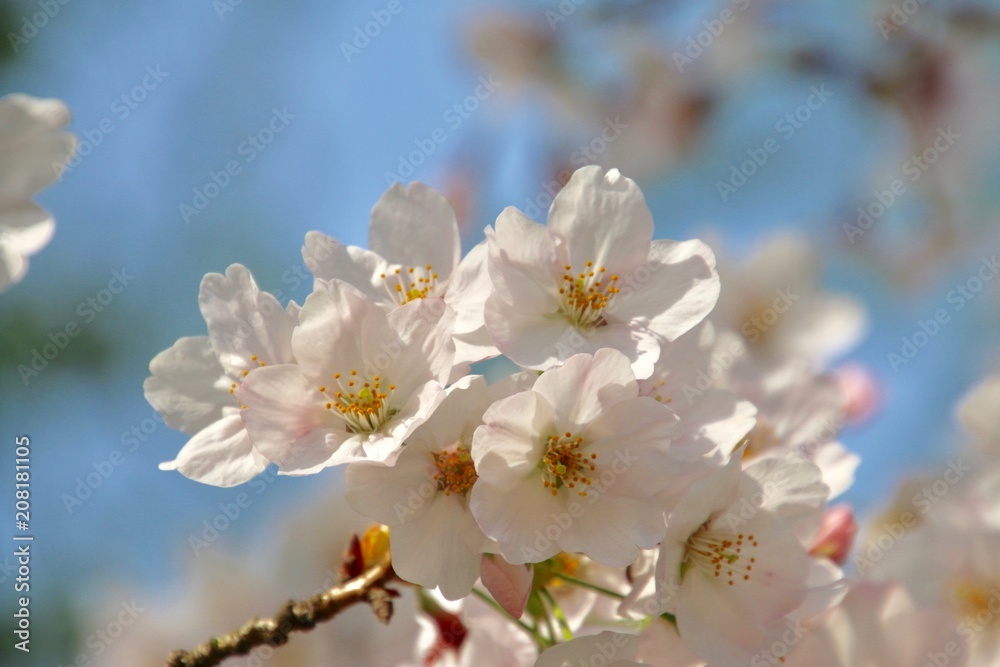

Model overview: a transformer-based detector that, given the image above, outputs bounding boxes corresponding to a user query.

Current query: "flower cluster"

[147,166,870,665]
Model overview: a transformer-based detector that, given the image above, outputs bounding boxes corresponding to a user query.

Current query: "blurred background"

[2,0,1000,664]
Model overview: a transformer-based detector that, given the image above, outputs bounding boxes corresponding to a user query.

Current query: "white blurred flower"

[0,93,76,290]
[783,581,969,667]
[727,357,860,499]
[713,235,867,369]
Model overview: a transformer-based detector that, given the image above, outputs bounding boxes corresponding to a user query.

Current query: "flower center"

[683,522,758,587]
[381,265,440,305]
[952,580,998,625]
[433,446,478,496]
[558,262,619,329]
[319,370,396,433]
[228,354,268,395]
[540,432,597,497]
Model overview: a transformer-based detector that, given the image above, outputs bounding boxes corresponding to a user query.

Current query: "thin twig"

[165,548,396,667]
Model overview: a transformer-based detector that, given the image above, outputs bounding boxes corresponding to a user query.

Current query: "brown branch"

[165,547,396,667]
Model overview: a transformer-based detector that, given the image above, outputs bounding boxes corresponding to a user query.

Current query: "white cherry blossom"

[144,264,297,486]
[483,165,719,378]
[303,181,495,370]
[470,349,679,566]
[239,279,454,472]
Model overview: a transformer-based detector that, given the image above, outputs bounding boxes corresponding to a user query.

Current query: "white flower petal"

[369,181,460,279]
[548,166,653,276]
[144,336,233,435]
[199,264,296,378]
[159,413,268,487]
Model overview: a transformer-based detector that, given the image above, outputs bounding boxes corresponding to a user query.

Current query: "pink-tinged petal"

[742,457,829,527]
[447,240,500,366]
[791,557,847,621]
[391,496,487,600]
[582,320,662,380]
[199,264,296,378]
[562,494,667,566]
[291,279,383,384]
[239,364,362,473]
[144,336,233,435]
[833,362,881,424]
[582,396,677,496]
[611,239,719,342]
[369,181,460,278]
[480,554,533,618]
[670,390,756,464]
[407,375,490,450]
[470,479,562,564]
[547,166,653,277]
[345,454,433,526]
[533,350,638,428]
[472,390,554,487]
[484,292,579,371]
[364,380,446,463]
[808,505,857,566]
[676,541,805,666]
[301,231,388,301]
[159,413,268,487]
[487,208,560,312]
[385,297,455,389]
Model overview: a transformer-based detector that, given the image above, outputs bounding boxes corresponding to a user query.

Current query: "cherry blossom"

[483,165,719,378]
[239,279,455,471]
[145,264,297,486]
